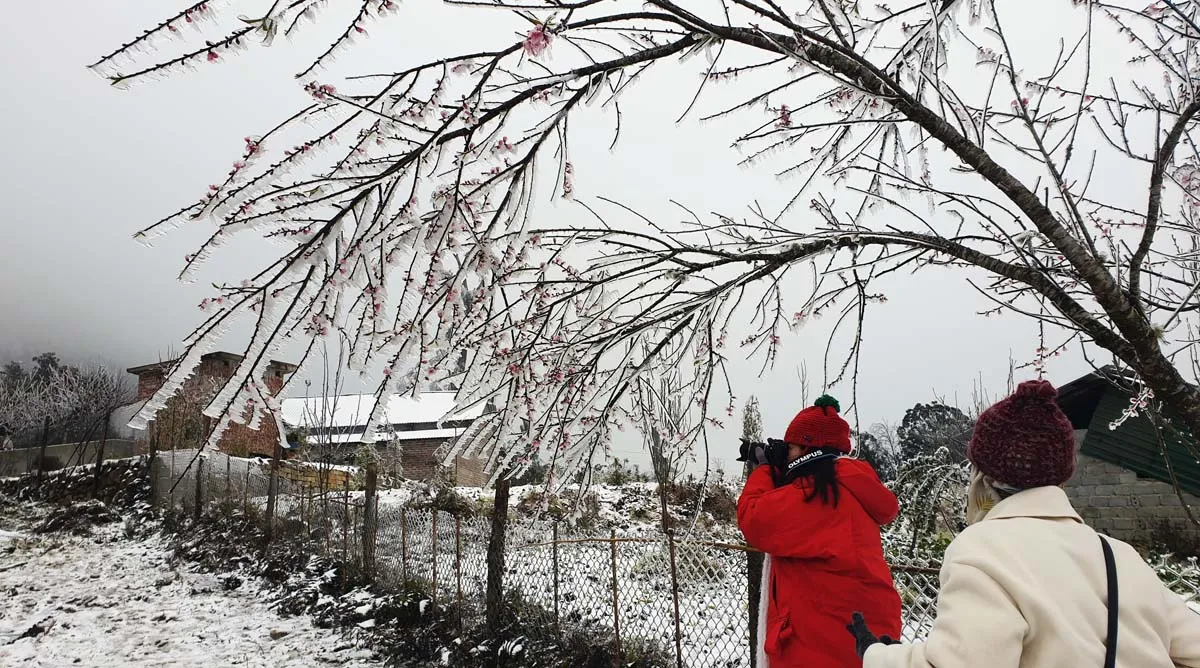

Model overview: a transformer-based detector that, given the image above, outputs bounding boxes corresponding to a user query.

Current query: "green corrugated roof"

[1081,388,1200,497]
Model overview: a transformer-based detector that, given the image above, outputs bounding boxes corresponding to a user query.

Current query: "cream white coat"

[865,486,1200,668]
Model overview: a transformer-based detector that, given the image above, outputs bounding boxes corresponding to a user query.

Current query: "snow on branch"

[100,0,1200,482]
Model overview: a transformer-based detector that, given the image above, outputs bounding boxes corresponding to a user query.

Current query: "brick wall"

[1063,429,1200,548]
[397,438,487,487]
[132,354,291,459]
[451,455,489,487]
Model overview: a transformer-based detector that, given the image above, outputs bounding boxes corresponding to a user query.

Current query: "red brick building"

[280,393,488,486]
[127,351,297,457]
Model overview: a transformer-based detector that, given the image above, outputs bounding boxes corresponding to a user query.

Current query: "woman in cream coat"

[851,380,1200,668]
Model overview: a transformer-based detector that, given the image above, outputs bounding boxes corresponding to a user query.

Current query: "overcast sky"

[0,2,1101,471]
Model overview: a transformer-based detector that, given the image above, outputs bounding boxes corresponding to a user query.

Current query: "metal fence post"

[552,522,560,634]
[610,529,622,666]
[668,535,684,668]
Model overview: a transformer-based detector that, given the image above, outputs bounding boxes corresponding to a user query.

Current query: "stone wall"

[0,439,140,477]
[0,456,150,507]
[1064,429,1200,551]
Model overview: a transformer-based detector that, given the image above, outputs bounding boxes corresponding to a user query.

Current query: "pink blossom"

[523,24,551,57]
[206,51,219,62]
[776,104,792,129]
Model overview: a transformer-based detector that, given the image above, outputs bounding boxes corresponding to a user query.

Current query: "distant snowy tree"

[854,424,899,483]
[741,396,764,444]
[896,403,974,462]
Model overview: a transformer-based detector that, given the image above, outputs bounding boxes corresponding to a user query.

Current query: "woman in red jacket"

[738,395,902,668]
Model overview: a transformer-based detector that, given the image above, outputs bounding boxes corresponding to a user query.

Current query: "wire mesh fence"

[148,451,1200,667]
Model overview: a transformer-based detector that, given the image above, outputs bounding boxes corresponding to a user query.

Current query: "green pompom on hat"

[813,394,841,413]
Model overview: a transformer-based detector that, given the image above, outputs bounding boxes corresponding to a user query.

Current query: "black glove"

[846,612,895,659]
[763,438,790,470]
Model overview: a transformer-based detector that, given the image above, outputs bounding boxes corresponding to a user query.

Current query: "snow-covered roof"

[306,428,467,445]
[280,392,484,431]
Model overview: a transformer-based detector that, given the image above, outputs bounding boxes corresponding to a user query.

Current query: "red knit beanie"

[967,380,1076,488]
[784,395,853,454]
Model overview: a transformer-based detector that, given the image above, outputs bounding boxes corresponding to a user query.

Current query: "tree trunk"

[485,473,511,633]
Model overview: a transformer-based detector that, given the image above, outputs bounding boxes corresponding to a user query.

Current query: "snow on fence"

[149,451,1200,668]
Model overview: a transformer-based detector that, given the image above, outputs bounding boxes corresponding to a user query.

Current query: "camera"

[738,437,790,469]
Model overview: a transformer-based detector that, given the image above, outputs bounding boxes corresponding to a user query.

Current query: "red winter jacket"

[738,458,902,668]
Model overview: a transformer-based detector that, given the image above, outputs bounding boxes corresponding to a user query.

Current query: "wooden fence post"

[194,456,204,522]
[432,510,440,606]
[668,535,684,668]
[455,515,463,633]
[147,431,159,508]
[342,479,350,563]
[401,507,409,583]
[94,411,111,495]
[265,443,282,541]
[36,416,50,484]
[362,463,378,579]
[242,466,250,516]
[225,453,231,504]
[747,550,764,667]
[552,522,560,635]
[610,529,622,667]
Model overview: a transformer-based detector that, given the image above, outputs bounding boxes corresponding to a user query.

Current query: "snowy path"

[0,528,380,667]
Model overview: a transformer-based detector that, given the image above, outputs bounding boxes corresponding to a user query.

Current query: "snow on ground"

[0,526,380,667]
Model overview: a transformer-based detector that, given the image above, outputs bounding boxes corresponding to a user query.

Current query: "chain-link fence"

[148,452,1200,668]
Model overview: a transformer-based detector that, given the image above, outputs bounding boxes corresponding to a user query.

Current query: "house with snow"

[115,351,297,458]
[279,392,489,487]
[1056,367,1200,551]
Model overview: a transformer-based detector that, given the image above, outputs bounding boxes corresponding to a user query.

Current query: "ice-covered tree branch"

[99,0,1200,485]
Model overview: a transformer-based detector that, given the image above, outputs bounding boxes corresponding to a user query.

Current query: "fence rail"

[150,450,1200,668]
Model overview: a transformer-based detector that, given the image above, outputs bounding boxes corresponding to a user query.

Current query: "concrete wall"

[0,439,140,477]
[1064,429,1200,550]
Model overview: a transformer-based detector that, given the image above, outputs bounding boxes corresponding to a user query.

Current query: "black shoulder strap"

[1101,535,1119,668]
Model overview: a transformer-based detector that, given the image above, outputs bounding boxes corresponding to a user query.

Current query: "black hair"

[802,457,840,507]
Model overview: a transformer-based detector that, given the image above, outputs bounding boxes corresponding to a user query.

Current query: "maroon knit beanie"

[784,395,853,454]
[967,380,1076,488]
